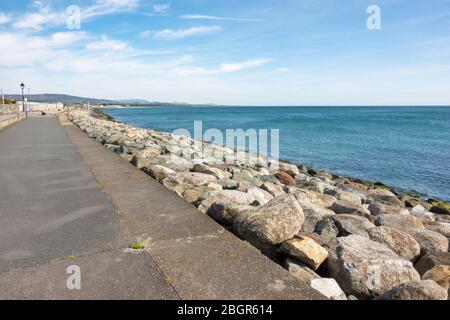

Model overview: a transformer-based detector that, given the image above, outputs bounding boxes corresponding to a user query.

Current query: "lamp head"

[20,83,25,90]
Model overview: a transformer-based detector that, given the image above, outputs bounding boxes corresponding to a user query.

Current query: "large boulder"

[414,251,450,276]
[130,146,163,169]
[411,205,436,222]
[278,163,300,177]
[332,214,375,238]
[233,194,305,254]
[260,182,285,197]
[402,229,448,254]
[197,190,260,224]
[192,163,230,179]
[246,187,273,205]
[330,200,371,219]
[278,235,328,270]
[375,280,448,300]
[325,189,361,206]
[283,258,320,282]
[422,265,450,293]
[366,189,403,206]
[275,171,296,186]
[367,226,421,261]
[368,203,409,216]
[162,172,217,196]
[374,214,424,230]
[423,221,450,238]
[327,235,420,299]
[294,193,335,233]
[315,218,339,245]
[308,278,347,300]
[145,165,175,183]
[293,189,336,208]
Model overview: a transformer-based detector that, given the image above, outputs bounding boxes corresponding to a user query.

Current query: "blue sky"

[0,0,450,105]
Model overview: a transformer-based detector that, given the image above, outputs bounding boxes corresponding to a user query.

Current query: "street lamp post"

[20,83,27,118]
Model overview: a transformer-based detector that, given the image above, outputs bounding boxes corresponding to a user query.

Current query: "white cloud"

[175,59,271,76]
[86,36,128,51]
[83,0,140,19]
[276,67,289,73]
[0,12,11,25]
[12,0,140,31]
[153,26,221,40]
[153,3,170,14]
[180,14,261,22]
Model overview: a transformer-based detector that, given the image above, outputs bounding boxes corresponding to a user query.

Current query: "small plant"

[129,242,145,250]
[67,255,76,261]
[431,201,450,210]
[374,182,390,190]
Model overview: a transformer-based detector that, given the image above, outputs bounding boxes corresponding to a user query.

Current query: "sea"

[104,106,450,202]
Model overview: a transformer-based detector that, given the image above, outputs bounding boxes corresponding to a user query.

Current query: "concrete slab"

[0,250,179,300]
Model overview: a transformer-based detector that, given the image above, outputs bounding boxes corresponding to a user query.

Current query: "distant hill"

[3,93,191,106]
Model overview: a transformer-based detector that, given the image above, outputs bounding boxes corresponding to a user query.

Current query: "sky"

[0,0,450,105]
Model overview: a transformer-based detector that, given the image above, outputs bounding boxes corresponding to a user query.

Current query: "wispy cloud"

[86,35,128,51]
[151,26,221,40]
[11,0,141,30]
[276,67,289,73]
[180,14,262,22]
[175,59,271,76]
[153,3,170,14]
[0,12,11,25]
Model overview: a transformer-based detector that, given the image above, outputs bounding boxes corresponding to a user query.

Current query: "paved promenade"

[0,115,324,299]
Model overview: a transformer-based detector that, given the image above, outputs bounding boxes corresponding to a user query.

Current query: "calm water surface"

[104,106,450,201]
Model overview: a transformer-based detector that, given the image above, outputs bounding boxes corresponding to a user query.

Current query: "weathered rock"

[182,184,222,203]
[367,226,421,261]
[327,235,420,299]
[278,235,328,270]
[260,182,285,197]
[130,146,163,169]
[403,229,448,254]
[430,206,450,216]
[233,194,305,253]
[366,189,403,206]
[423,221,450,238]
[374,214,424,230]
[162,172,217,196]
[278,163,300,177]
[435,214,450,224]
[232,171,263,187]
[414,251,450,276]
[246,187,273,205]
[192,163,230,179]
[298,179,326,194]
[368,203,409,216]
[145,165,176,183]
[375,280,448,300]
[411,205,436,222]
[422,265,450,292]
[308,278,347,300]
[325,189,361,206]
[293,190,336,208]
[216,178,239,190]
[259,175,280,184]
[332,214,375,238]
[198,190,260,224]
[294,194,335,233]
[283,258,320,282]
[275,171,296,186]
[315,218,339,245]
[330,200,371,219]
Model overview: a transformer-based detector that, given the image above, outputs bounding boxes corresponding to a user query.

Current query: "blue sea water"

[104,106,450,201]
